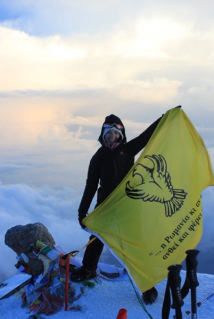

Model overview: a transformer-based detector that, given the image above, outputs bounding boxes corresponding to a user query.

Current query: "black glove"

[78,211,86,229]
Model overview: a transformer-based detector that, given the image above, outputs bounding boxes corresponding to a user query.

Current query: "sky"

[0,0,214,281]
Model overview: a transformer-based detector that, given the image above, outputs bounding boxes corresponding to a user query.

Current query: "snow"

[0,264,214,319]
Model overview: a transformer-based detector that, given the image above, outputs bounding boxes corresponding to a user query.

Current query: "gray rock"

[5,222,56,255]
[5,223,56,277]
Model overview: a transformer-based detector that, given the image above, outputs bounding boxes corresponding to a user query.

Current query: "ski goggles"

[103,123,123,130]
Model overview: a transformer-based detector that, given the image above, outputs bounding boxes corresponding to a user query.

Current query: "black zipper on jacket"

[113,154,119,186]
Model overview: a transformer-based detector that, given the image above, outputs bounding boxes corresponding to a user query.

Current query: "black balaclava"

[98,114,127,145]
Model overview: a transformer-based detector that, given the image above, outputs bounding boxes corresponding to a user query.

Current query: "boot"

[70,266,96,282]
[142,287,158,304]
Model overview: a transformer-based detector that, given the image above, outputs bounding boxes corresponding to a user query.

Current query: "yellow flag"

[83,108,214,293]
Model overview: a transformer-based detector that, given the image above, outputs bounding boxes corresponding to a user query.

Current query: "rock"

[5,223,56,277]
[5,222,56,255]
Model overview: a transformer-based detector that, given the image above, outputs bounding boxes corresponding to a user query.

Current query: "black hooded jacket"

[78,114,161,221]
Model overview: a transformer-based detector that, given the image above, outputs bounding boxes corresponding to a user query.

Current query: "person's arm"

[126,117,161,155]
[78,156,99,228]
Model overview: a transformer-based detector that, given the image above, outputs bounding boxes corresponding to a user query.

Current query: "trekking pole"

[185,249,199,319]
[169,265,184,319]
[162,264,184,319]
[197,291,214,307]
[185,291,214,315]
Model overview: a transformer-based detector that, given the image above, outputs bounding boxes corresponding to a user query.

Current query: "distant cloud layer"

[0,183,213,282]
[0,184,90,281]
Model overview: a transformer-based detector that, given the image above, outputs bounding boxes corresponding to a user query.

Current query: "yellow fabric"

[83,108,214,293]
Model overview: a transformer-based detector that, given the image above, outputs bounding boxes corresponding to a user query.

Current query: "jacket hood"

[98,114,127,145]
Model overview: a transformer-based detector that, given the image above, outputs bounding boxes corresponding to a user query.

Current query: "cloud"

[115,78,182,104]
[0,12,213,99]
[0,98,213,190]
[0,183,91,281]
[0,183,213,281]
[0,98,102,189]
[1,0,214,37]
[0,0,126,36]
[0,2,214,122]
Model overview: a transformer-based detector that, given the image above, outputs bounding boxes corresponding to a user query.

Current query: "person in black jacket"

[71,113,161,304]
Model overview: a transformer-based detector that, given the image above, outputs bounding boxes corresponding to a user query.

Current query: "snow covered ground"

[0,266,213,319]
